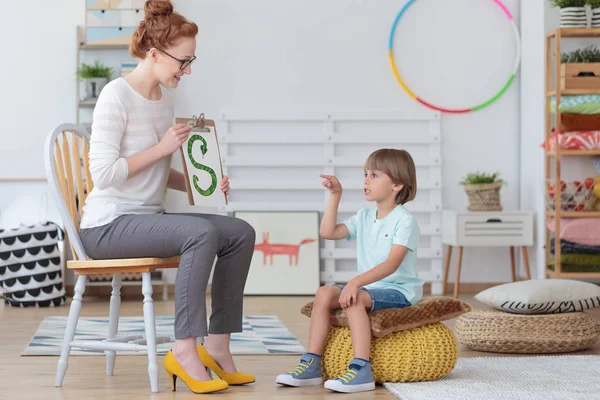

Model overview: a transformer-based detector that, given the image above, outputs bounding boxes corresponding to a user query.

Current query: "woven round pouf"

[456,308,600,354]
[322,323,458,383]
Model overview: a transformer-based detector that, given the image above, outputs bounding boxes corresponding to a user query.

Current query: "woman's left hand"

[339,281,360,309]
[220,176,230,195]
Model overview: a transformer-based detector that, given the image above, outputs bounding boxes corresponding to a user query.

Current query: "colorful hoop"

[388,0,521,113]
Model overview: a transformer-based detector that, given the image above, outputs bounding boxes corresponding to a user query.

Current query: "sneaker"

[324,358,375,393]
[275,353,323,387]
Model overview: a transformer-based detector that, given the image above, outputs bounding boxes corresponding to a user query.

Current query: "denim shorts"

[333,284,411,311]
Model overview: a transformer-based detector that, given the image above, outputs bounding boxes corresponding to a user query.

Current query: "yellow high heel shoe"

[164,350,229,394]
[197,344,256,385]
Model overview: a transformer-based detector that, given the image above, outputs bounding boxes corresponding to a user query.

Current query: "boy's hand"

[339,281,360,309]
[320,174,343,195]
[220,176,230,195]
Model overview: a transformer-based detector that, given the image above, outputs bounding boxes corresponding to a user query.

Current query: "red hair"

[130,0,198,59]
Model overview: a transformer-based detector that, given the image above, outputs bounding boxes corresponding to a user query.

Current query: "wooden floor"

[2,293,600,400]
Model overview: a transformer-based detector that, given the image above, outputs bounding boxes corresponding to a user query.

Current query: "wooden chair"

[44,123,180,393]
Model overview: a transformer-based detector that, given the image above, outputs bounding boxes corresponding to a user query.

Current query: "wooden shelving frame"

[545,28,600,279]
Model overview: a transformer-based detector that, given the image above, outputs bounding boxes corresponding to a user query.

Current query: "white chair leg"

[142,272,159,393]
[55,274,87,387]
[106,273,122,376]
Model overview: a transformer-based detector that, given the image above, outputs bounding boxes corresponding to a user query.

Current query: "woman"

[80,0,255,394]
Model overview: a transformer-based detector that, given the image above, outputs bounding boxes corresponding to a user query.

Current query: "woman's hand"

[220,175,230,195]
[158,123,192,157]
[339,281,360,309]
[320,174,343,195]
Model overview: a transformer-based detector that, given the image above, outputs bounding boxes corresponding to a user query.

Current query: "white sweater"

[80,78,175,229]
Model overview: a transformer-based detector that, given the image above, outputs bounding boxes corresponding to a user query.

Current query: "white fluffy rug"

[384,355,600,400]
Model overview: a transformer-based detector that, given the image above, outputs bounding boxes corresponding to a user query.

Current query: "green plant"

[561,45,600,63]
[549,0,588,7]
[76,60,113,80]
[459,172,504,186]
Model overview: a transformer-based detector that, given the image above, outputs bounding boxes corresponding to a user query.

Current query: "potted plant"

[560,45,600,90]
[76,60,113,100]
[459,172,504,211]
[550,0,589,28]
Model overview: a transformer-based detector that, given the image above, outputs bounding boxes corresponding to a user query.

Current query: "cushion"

[322,324,458,383]
[456,308,600,354]
[548,253,600,265]
[546,218,600,246]
[301,296,472,337]
[548,263,600,273]
[550,95,600,114]
[543,131,600,151]
[560,114,600,132]
[475,279,600,314]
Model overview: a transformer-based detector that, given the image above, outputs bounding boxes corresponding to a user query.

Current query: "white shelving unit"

[217,109,444,295]
[75,26,128,128]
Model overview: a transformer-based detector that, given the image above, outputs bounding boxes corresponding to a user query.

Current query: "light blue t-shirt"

[343,205,423,305]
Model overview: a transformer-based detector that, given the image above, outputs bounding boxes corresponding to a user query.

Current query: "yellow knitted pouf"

[322,323,458,383]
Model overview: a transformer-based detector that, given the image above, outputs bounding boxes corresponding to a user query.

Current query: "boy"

[275,148,423,393]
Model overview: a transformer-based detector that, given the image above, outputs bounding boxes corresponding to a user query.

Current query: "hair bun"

[144,0,173,19]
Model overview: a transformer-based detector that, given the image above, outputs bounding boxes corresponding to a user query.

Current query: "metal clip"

[188,113,210,132]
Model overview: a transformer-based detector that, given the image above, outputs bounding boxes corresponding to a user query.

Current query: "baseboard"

[66,281,501,298]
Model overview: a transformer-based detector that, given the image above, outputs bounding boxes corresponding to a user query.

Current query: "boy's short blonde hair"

[364,149,417,205]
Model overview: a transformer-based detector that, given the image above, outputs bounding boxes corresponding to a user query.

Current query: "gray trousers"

[80,213,256,339]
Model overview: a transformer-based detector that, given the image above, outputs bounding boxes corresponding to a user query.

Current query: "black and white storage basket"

[0,222,66,307]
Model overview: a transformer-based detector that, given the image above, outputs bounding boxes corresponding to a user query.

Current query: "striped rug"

[22,315,305,356]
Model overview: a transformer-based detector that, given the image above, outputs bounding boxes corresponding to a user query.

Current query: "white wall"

[2,0,522,285]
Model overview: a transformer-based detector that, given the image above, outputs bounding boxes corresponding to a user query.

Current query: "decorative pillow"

[456,308,600,354]
[560,114,600,132]
[323,324,458,383]
[550,95,600,114]
[546,217,600,246]
[301,296,472,337]
[475,279,600,314]
[543,131,600,151]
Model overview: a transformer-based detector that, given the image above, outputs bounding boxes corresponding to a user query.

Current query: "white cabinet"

[442,210,534,298]
[443,211,534,247]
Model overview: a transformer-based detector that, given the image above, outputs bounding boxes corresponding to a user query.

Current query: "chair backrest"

[44,124,94,261]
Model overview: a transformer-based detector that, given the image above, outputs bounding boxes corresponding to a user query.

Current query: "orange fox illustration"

[254,232,316,266]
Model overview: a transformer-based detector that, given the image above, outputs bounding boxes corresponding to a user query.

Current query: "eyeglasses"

[150,48,196,70]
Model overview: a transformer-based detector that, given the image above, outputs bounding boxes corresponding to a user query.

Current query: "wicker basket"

[463,182,502,211]
[456,309,600,354]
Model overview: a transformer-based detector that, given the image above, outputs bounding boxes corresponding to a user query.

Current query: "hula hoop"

[388,0,521,113]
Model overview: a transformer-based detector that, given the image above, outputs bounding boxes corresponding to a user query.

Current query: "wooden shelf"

[547,28,600,38]
[547,89,600,96]
[545,26,600,280]
[546,149,600,156]
[546,211,600,218]
[79,43,129,50]
[79,99,97,107]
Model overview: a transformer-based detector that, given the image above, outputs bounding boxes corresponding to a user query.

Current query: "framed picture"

[234,211,320,295]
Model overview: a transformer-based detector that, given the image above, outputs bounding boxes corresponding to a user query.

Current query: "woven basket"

[463,182,502,211]
[456,308,600,354]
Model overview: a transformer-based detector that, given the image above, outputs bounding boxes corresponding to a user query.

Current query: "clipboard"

[175,113,228,207]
